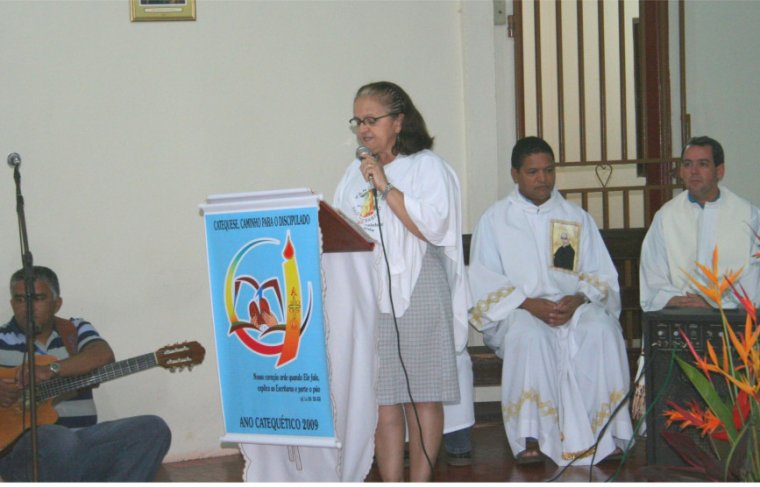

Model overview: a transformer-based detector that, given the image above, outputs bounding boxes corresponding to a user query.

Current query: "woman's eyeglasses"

[349,113,396,129]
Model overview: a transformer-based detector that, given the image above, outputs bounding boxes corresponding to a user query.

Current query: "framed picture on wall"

[130,0,196,22]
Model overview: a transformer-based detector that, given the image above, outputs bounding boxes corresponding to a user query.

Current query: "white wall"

[0,0,503,461]
[684,0,760,207]
[2,0,756,464]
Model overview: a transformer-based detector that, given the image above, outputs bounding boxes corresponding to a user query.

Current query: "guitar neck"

[35,352,158,401]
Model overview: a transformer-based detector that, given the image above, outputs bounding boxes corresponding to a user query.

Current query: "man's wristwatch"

[49,362,61,376]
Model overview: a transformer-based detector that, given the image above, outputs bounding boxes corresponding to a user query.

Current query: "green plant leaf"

[725,420,751,481]
[675,355,738,441]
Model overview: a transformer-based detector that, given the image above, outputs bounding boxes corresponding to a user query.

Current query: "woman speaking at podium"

[333,81,469,481]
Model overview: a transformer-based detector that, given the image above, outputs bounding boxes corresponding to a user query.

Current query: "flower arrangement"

[661,242,759,481]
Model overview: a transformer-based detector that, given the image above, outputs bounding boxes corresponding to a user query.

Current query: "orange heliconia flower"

[679,327,716,380]
[678,324,760,398]
[709,391,752,442]
[686,247,744,306]
[664,392,753,441]
[664,400,721,437]
[729,279,758,323]
[666,235,760,480]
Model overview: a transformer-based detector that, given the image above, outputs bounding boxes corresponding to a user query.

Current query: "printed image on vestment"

[550,220,581,272]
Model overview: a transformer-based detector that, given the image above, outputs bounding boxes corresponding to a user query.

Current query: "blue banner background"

[204,205,335,442]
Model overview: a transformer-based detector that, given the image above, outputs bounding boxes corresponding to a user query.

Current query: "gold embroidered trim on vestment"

[578,272,609,302]
[590,389,626,433]
[469,286,515,329]
[560,390,625,460]
[502,389,558,422]
[561,446,596,461]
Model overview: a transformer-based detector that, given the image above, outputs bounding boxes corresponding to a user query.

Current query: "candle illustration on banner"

[279,231,302,366]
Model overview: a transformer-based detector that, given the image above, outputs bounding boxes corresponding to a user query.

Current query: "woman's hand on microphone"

[360,156,387,188]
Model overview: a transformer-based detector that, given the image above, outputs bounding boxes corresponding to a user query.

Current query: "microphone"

[7,153,21,168]
[356,145,376,190]
[355,145,373,160]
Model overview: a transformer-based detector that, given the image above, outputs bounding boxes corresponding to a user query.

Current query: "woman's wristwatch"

[381,182,395,199]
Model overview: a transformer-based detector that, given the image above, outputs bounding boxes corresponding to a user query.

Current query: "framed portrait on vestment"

[550,220,580,272]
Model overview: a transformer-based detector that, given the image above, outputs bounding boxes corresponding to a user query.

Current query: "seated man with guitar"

[0,266,172,481]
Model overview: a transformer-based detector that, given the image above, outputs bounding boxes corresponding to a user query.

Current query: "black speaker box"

[644,308,746,466]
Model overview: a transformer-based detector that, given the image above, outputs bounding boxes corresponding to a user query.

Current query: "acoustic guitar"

[0,341,205,451]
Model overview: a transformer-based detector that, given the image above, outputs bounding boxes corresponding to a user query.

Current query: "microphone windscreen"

[355,145,371,159]
[7,153,21,168]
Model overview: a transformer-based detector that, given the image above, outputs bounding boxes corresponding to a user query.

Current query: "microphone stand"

[9,153,40,481]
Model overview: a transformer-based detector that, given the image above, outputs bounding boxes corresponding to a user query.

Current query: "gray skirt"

[376,245,460,405]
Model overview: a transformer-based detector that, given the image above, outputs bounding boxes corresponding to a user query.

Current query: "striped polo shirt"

[0,317,105,428]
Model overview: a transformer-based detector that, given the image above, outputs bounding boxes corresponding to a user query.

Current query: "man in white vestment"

[640,135,760,312]
[468,137,634,466]
[633,136,760,424]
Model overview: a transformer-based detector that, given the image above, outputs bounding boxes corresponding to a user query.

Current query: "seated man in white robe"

[634,136,760,423]
[468,136,633,466]
[640,135,760,312]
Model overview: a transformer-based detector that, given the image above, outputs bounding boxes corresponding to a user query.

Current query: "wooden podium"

[318,200,374,253]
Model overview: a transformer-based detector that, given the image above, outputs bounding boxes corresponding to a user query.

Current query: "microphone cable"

[546,348,653,482]
[606,347,677,482]
[586,359,648,480]
[545,345,677,482]
[371,186,437,478]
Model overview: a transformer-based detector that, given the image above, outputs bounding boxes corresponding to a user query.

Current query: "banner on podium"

[200,189,338,448]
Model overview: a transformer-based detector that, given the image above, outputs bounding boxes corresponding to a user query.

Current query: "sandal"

[515,438,545,465]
